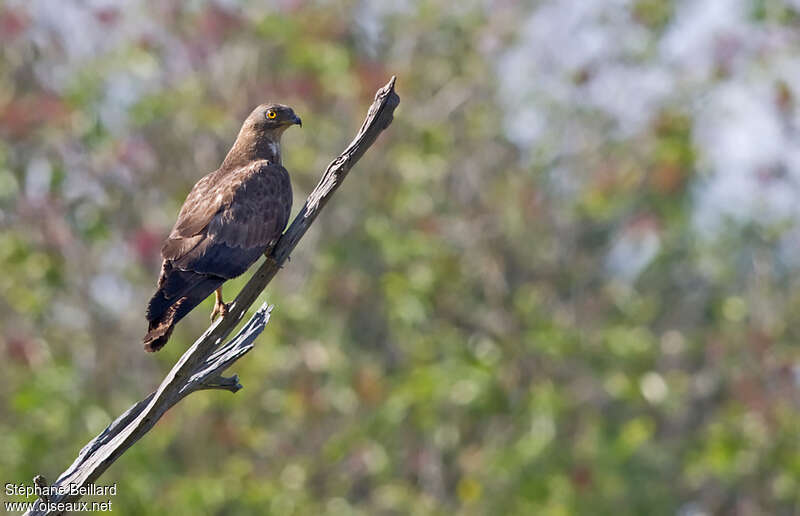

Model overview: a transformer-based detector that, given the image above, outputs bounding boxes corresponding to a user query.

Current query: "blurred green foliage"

[1,0,800,515]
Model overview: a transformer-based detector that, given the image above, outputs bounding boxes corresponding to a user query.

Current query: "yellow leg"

[210,287,229,321]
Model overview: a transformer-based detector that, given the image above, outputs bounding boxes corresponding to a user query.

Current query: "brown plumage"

[143,103,300,352]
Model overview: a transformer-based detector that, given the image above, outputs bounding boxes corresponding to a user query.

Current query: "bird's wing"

[160,170,226,260]
[164,160,292,279]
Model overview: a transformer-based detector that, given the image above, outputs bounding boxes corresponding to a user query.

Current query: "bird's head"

[244,103,302,140]
[223,103,302,169]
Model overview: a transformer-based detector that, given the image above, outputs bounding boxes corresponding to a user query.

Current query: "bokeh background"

[2,0,800,514]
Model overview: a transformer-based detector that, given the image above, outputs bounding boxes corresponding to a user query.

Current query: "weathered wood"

[23,77,399,516]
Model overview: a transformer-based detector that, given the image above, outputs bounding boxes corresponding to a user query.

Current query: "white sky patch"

[693,78,800,233]
[585,64,675,137]
[660,0,753,79]
[606,219,662,281]
[25,156,52,201]
[497,0,670,146]
[90,272,133,314]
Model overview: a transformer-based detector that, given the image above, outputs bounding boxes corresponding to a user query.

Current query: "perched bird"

[143,104,300,352]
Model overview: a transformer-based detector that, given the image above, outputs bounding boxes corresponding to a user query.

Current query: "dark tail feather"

[143,273,224,352]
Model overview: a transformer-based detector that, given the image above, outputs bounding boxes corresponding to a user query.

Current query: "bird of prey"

[143,104,300,352]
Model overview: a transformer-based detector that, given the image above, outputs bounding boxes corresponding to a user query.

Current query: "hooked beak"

[292,114,302,127]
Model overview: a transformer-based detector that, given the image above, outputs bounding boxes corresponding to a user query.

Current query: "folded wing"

[144,160,292,351]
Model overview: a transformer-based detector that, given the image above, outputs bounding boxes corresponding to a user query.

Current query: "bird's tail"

[143,269,223,352]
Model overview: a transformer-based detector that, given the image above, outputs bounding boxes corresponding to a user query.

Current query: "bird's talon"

[210,301,230,321]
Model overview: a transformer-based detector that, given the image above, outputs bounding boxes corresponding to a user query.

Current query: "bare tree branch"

[23,76,399,516]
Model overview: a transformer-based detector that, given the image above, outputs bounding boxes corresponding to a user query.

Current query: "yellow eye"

[267,110,277,119]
